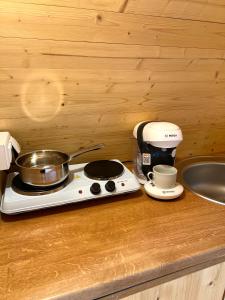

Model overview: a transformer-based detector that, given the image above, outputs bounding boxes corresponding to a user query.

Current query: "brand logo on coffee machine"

[165,134,177,138]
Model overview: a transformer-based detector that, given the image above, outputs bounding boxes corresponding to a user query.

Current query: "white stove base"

[0,161,140,214]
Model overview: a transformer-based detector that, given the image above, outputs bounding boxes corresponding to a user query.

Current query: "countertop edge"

[52,245,225,300]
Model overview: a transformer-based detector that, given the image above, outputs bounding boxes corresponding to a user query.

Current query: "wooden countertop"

[1,173,225,300]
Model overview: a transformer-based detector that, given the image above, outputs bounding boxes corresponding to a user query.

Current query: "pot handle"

[69,143,105,161]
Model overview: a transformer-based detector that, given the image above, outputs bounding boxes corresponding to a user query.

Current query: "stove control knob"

[90,183,101,195]
[105,180,116,192]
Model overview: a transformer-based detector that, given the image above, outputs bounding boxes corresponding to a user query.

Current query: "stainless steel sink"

[177,156,225,205]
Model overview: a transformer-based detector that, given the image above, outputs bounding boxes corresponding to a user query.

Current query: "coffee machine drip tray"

[144,182,184,200]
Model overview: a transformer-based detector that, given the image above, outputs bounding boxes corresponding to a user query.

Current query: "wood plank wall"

[1,0,225,162]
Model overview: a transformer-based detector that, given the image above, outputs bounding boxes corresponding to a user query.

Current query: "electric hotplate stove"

[0,160,140,214]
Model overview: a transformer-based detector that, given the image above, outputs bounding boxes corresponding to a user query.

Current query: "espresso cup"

[147,165,177,189]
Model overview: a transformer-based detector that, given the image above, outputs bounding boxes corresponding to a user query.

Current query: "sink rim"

[176,156,225,206]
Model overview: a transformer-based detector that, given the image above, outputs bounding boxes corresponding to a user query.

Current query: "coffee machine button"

[105,180,116,192]
[90,183,101,195]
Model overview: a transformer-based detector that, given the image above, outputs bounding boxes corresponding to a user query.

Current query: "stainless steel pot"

[15,144,104,187]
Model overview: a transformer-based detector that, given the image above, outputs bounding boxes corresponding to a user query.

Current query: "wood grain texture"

[1,2,225,49]
[4,0,124,12]
[0,183,225,300]
[122,262,225,300]
[6,0,225,24]
[125,0,225,24]
[0,1,225,161]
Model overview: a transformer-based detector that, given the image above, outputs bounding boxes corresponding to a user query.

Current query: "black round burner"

[12,174,72,196]
[84,160,124,180]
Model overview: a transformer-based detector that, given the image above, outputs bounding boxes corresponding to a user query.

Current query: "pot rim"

[15,149,70,170]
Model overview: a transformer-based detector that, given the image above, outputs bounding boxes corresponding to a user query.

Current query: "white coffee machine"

[133,121,183,184]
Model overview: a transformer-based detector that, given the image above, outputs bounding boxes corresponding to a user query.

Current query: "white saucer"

[144,182,184,200]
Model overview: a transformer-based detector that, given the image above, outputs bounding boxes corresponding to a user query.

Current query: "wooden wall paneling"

[125,0,225,24]
[0,37,183,61]
[150,71,216,82]
[122,262,225,300]
[181,48,225,59]
[1,2,225,49]
[0,113,224,162]
[26,56,140,70]
[1,38,225,64]
[1,82,225,159]
[1,80,225,120]
[140,58,225,72]
[0,0,225,161]
[0,68,223,90]
[6,0,225,25]
[1,79,225,99]
[4,0,125,12]
[0,69,152,82]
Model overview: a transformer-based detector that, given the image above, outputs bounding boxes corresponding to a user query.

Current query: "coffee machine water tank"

[133,121,183,184]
